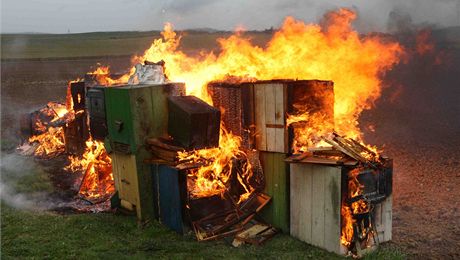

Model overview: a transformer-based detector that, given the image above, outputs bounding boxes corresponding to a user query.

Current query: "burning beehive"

[287,133,392,255]
[19,8,404,256]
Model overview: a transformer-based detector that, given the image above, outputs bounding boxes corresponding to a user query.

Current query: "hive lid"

[285,153,358,166]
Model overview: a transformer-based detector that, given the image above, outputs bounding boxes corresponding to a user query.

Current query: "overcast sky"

[1,0,459,33]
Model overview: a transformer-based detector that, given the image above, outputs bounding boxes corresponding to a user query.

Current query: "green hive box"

[104,83,185,222]
[259,151,290,233]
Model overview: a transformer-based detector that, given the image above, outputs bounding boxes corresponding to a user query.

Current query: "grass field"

[1,30,273,59]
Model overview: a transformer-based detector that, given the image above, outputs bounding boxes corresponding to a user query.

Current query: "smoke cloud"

[0,153,59,210]
[1,0,458,33]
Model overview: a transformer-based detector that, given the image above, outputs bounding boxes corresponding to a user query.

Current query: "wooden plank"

[112,153,140,216]
[383,194,393,242]
[264,84,276,152]
[274,84,285,153]
[289,164,300,239]
[374,202,384,242]
[254,84,267,151]
[110,153,121,194]
[158,165,185,233]
[323,166,342,254]
[311,165,325,247]
[302,165,313,243]
[290,163,313,243]
[260,152,290,232]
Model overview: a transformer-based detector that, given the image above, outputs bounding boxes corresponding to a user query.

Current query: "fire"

[177,125,253,202]
[28,127,65,157]
[27,78,115,202]
[27,102,70,157]
[133,8,403,142]
[340,167,370,248]
[92,8,401,204]
[340,205,354,247]
[66,139,114,201]
[88,66,134,86]
[286,112,334,153]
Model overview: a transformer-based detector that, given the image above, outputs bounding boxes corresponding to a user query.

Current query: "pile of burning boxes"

[27,69,393,256]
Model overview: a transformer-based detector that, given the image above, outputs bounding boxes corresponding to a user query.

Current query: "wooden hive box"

[63,112,89,155]
[168,96,220,150]
[288,159,392,255]
[86,86,108,141]
[151,164,188,234]
[207,82,255,149]
[208,80,333,153]
[259,151,290,233]
[253,80,334,153]
[105,82,185,222]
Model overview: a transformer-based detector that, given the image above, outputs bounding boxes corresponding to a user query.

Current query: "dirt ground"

[1,43,459,259]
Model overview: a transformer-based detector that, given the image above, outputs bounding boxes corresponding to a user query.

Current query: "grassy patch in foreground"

[0,156,405,259]
[1,205,405,259]
[1,206,339,259]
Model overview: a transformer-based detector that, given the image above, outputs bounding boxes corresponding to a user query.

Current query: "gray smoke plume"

[0,153,60,210]
[1,0,458,33]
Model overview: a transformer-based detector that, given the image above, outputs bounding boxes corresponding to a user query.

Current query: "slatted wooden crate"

[288,161,392,255]
[207,82,255,149]
[259,151,290,233]
[63,112,89,155]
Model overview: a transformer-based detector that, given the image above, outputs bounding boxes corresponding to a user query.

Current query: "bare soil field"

[2,29,460,259]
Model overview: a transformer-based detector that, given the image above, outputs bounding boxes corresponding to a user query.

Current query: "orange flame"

[88,66,133,86]
[66,139,114,200]
[177,125,253,202]
[340,167,370,247]
[134,8,403,140]
[28,127,65,157]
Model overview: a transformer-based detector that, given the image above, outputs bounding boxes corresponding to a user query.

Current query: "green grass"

[1,205,405,259]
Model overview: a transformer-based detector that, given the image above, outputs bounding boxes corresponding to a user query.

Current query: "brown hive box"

[168,96,220,150]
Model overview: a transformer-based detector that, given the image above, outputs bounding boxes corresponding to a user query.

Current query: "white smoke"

[0,153,58,210]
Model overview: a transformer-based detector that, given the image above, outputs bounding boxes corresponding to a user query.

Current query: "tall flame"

[134,8,403,141]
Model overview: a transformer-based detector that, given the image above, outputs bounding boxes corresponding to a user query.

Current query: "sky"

[1,0,459,33]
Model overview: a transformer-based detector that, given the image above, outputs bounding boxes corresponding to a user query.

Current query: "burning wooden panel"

[207,82,255,149]
[150,163,271,238]
[254,80,334,153]
[63,112,89,155]
[69,81,86,111]
[87,87,108,141]
[168,96,220,150]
